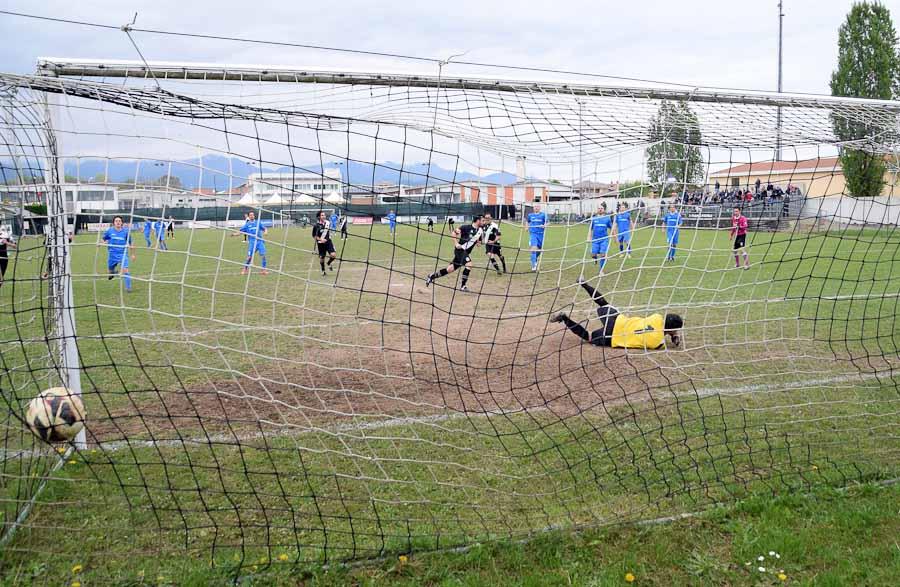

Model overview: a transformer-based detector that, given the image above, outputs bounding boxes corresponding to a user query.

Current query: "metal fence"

[658,197,806,230]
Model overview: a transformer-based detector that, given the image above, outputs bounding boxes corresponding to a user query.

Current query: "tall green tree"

[151,174,183,188]
[645,100,704,190]
[830,1,900,197]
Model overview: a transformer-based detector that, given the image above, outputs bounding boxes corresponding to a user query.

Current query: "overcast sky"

[2,1,898,181]
[4,0,897,93]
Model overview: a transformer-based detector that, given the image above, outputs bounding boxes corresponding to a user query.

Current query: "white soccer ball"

[25,387,86,442]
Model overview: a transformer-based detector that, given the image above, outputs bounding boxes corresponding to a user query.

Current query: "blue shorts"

[108,255,128,271]
[591,238,610,255]
[617,232,631,243]
[667,231,679,245]
[248,241,267,256]
[529,233,544,249]
[389,222,396,231]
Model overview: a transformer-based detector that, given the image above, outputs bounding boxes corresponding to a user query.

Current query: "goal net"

[1,61,898,576]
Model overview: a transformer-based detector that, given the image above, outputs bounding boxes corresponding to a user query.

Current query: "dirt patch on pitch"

[87,319,684,445]
[85,263,695,444]
[79,244,896,448]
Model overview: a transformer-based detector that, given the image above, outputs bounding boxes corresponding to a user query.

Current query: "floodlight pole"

[776,0,784,161]
[578,99,584,201]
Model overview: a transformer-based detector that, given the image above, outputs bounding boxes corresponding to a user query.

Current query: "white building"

[62,184,120,213]
[0,183,120,214]
[118,188,171,209]
[401,183,462,204]
[405,180,576,206]
[118,188,229,209]
[248,169,343,201]
[174,193,224,208]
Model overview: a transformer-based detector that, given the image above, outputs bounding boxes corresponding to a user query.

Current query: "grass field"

[1,218,898,583]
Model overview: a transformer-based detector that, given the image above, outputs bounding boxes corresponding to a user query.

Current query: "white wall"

[802,196,900,226]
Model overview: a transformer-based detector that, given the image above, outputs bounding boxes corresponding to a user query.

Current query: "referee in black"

[425,215,484,291]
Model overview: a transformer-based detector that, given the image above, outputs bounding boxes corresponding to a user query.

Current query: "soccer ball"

[24,387,86,442]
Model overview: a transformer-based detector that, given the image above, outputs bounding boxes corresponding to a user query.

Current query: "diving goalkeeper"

[551,278,683,349]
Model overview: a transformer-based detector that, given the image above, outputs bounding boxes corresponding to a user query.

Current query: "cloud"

[0,0,868,94]
[0,0,886,181]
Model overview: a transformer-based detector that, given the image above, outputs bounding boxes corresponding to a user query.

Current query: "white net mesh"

[1,66,898,575]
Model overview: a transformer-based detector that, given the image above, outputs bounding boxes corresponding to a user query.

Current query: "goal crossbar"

[35,58,900,112]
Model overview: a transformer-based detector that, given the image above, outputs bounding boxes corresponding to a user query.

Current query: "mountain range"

[3,155,519,190]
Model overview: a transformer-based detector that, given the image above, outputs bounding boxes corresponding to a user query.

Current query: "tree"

[830,1,900,197]
[617,180,647,197]
[151,174,182,188]
[645,100,704,189]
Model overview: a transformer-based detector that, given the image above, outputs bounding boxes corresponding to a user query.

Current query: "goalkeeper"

[551,278,683,349]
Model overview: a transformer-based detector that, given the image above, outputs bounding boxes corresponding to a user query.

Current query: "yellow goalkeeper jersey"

[611,313,666,349]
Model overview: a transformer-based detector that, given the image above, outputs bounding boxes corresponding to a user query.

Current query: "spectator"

[0,230,16,287]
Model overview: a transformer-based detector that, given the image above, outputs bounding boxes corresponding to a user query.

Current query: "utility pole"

[776,0,784,161]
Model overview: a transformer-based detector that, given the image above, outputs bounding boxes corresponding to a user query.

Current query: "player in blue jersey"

[153,219,168,251]
[663,203,683,262]
[387,210,397,235]
[143,218,153,247]
[101,216,135,292]
[614,202,633,257]
[525,203,548,271]
[588,203,614,273]
[329,211,339,231]
[240,211,268,275]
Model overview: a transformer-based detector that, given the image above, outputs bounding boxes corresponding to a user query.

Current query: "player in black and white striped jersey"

[425,215,484,291]
[312,210,337,275]
[481,213,506,274]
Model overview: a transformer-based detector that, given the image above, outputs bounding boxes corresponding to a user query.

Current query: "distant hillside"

[0,156,520,189]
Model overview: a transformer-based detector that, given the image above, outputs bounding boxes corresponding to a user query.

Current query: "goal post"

[42,91,86,450]
[0,86,85,551]
[0,60,898,576]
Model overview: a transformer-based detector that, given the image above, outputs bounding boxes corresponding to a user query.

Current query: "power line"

[0,8,700,88]
[0,9,443,65]
[0,7,837,99]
